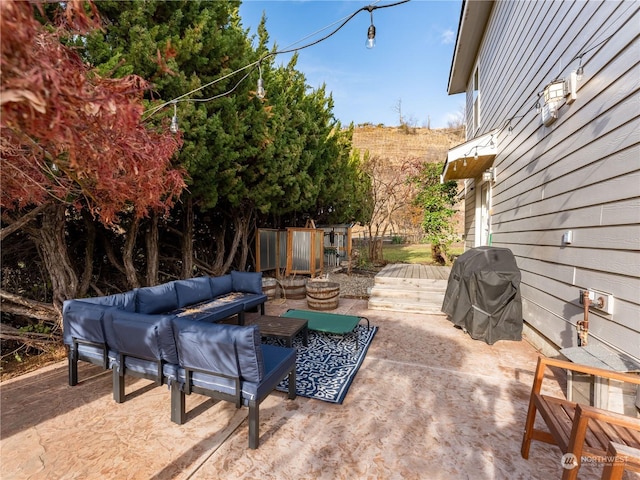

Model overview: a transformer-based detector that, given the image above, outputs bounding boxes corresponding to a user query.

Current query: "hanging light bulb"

[169,102,179,134]
[576,62,584,81]
[474,148,479,161]
[366,9,376,49]
[256,77,265,99]
[463,156,467,167]
[256,63,266,99]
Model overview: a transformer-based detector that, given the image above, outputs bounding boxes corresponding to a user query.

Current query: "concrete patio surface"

[1,297,632,479]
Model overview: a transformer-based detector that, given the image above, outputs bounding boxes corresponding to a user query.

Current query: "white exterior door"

[476,181,491,246]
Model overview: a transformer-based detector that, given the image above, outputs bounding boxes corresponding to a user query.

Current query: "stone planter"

[306,280,340,310]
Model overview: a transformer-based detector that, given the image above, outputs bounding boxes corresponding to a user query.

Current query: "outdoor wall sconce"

[539,71,579,127]
[482,168,495,183]
[540,79,564,126]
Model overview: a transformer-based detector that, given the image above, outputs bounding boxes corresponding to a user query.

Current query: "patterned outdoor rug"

[267,324,378,404]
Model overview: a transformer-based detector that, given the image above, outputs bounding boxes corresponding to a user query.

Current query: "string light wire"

[143,0,410,122]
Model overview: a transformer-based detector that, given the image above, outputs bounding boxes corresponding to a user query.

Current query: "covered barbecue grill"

[442,246,523,345]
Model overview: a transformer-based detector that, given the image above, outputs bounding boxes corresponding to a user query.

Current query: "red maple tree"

[1,1,188,316]
[1,0,186,226]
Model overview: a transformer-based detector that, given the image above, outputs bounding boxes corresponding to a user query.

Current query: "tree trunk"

[431,244,447,266]
[123,216,141,289]
[78,210,96,297]
[0,289,57,322]
[211,218,227,275]
[146,212,159,286]
[181,196,194,278]
[102,231,126,276]
[27,204,79,317]
[236,208,254,271]
[223,215,244,272]
[0,204,48,242]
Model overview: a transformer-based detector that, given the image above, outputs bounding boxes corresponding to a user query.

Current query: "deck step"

[373,276,448,289]
[368,285,446,301]
[367,297,445,315]
[367,263,450,315]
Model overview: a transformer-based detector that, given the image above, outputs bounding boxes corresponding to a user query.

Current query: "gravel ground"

[311,268,378,299]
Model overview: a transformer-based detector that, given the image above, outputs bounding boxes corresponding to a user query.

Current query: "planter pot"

[280,277,307,299]
[261,277,279,300]
[306,281,340,310]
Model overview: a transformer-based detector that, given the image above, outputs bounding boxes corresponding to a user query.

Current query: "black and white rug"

[267,324,378,404]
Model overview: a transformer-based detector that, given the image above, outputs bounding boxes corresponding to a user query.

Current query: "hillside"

[351,126,464,164]
[349,126,466,244]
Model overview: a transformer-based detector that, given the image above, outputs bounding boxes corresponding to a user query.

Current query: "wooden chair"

[600,442,640,480]
[521,355,640,480]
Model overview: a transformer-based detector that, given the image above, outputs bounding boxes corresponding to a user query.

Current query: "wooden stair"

[368,264,451,315]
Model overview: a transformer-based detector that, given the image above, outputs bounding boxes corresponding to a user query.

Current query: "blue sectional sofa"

[62,272,294,448]
[63,271,267,385]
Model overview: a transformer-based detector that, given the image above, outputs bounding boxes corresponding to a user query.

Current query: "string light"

[144,1,410,132]
[169,102,179,134]
[366,7,376,49]
[576,57,584,81]
[256,63,265,99]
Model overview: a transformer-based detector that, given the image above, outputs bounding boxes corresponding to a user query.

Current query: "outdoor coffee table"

[246,314,308,348]
[281,309,369,348]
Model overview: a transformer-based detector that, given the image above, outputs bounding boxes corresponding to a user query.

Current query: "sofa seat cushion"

[175,344,295,404]
[209,274,233,297]
[242,344,296,403]
[175,277,214,308]
[74,344,117,368]
[113,357,179,384]
[136,282,178,314]
[233,292,268,311]
[231,271,263,294]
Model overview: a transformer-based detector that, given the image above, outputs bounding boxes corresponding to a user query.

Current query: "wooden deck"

[376,263,451,280]
[368,263,451,315]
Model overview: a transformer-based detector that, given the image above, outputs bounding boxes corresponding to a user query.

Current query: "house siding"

[459,0,640,360]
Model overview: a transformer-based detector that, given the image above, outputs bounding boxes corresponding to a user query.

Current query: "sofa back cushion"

[62,300,111,346]
[231,271,263,294]
[136,282,178,314]
[175,277,213,308]
[79,291,136,312]
[104,310,178,364]
[209,274,233,297]
[173,319,264,383]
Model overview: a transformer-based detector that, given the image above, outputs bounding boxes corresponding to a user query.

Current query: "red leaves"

[1,0,186,226]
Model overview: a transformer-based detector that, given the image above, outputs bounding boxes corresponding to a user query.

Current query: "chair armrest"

[566,402,640,466]
[538,356,640,385]
[574,403,640,431]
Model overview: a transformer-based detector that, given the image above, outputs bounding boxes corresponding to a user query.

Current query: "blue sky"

[239,0,464,128]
